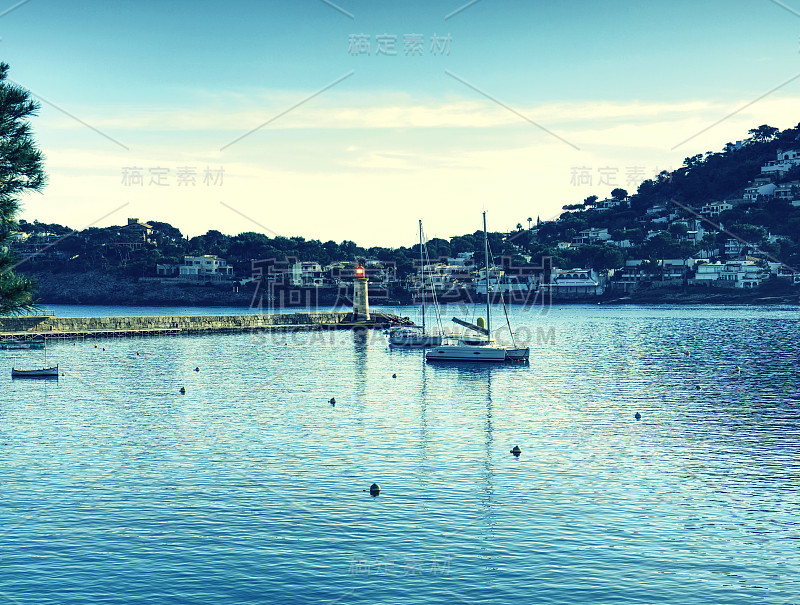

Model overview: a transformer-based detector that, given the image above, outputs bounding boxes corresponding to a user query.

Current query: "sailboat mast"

[419,219,425,333]
[483,211,491,339]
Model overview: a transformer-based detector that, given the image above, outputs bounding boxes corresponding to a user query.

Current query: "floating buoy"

[696,385,702,390]
[102,348,105,351]
[179,387,186,394]
[735,366,741,373]
[195,367,200,372]
[94,344,97,348]
[392,373,397,379]
[759,330,764,334]
[369,483,381,496]
[510,445,521,456]
[329,397,336,405]
[684,351,690,356]
[634,412,641,420]
[137,352,140,355]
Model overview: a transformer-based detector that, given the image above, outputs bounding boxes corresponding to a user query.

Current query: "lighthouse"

[353,264,370,321]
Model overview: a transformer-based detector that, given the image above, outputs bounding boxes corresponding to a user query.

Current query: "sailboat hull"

[426,344,508,362]
[505,348,530,361]
[388,329,443,347]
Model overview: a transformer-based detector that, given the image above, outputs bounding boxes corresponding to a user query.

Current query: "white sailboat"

[426,212,530,363]
[389,220,443,347]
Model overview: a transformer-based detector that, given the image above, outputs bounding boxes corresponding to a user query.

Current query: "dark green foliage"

[0,63,46,314]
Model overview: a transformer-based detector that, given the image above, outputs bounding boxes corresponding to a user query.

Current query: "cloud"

[24,90,800,246]
[36,92,800,136]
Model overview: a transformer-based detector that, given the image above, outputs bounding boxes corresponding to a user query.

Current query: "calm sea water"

[1,304,799,604]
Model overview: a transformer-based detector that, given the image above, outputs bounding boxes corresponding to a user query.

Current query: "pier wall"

[0,312,368,337]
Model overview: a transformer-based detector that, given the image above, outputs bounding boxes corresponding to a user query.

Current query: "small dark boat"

[2,339,45,350]
[11,365,59,378]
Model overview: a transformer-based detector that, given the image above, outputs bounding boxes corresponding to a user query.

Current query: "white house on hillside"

[180,255,233,280]
[700,202,732,217]
[290,262,325,287]
[571,228,611,246]
[743,182,777,201]
[761,149,800,177]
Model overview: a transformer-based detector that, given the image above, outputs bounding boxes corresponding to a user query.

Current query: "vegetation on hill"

[9,122,800,305]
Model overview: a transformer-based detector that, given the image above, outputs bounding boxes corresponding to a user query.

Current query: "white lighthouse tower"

[353,264,370,321]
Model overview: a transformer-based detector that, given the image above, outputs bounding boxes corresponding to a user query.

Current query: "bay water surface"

[1,304,799,604]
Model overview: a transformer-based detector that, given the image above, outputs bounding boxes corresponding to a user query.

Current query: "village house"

[589,197,626,210]
[700,202,733,217]
[290,261,325,287]
[719,260,769,288]
[694,261,725,284]
[475,267,530,294]
[122,218,154,243]
[541,268,605,297]
[723,238,761,257]
[694,260,768,288]
[646,204,668,215]
[761,149,800,178]
[179,255,234,281]
[743,181,777,201]
[571,228,611,246]
[773,181,800,203]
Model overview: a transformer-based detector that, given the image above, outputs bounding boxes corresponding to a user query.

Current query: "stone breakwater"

[0,312,401,340]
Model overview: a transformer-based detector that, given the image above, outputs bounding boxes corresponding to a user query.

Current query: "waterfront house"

[475,267,529,295]
[694,262,725,285]
[156,263,179,277]
[695,259,768,288]
[542,268,605,297]
[719,260,768,288]
[180,255,234,281]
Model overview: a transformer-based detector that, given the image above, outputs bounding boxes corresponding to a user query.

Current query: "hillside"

[8,122,800,306]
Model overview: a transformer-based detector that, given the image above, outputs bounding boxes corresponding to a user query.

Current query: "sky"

[3,0,800,247]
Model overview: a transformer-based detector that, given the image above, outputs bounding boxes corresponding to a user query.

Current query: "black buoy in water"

[180,387,186,394]
[369,483,381,496]
[696,385,702,390]
[634,412,641,420]
[392,373,397,379]
[195,367,200,372]
[510,445,521,456]
[329,397,336,405]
